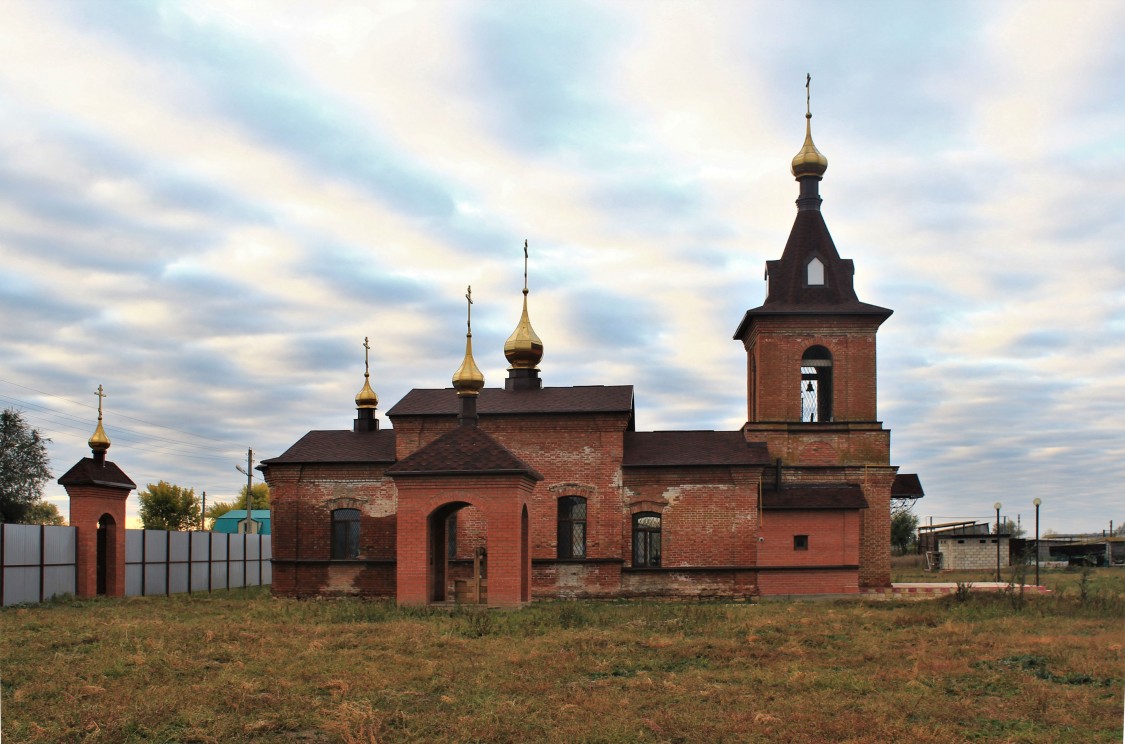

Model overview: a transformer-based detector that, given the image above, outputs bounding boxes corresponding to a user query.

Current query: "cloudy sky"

[1,0,1121,535]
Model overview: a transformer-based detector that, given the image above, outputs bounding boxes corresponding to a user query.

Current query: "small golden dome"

[355,336,379,409]
[355,377,378,409]
[791,113,828,179]
[504,290,544,369]
[453,332,485,397]
[88,419,110,453]
[453,285,484,396]
[89,384,110,453]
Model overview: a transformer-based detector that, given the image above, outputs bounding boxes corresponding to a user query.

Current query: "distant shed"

[212,509,271,535]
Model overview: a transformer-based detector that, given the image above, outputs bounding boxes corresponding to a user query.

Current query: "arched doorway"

[428,502,488,604]
[521,505,529,602]
[96,513,116,596]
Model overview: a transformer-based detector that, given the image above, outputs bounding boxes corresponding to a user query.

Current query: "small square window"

[957,539,965,544]
[794,535,809,550]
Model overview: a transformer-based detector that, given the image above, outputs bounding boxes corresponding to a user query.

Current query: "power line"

[1,394,245,464]
[0,377,247,447]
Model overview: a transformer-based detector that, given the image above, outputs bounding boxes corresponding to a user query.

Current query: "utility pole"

[994,502,1002,582]
[235,448,257,534]
[201,491,207,530]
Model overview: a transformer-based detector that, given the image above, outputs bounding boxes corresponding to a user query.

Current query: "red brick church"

[261,100,923,607]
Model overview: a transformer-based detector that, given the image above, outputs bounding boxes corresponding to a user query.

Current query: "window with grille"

[557,496,587,559]
[331,508,361,559]
[632,512,661,567]
[794,534,809,550]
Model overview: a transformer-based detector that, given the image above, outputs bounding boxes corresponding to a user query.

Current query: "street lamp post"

[1033,498,1041,587]
[994,502,1002,582]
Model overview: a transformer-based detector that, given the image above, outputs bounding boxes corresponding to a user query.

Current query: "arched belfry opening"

[801,345,833,422]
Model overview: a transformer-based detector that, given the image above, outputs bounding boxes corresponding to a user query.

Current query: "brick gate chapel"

[260,96,924,607]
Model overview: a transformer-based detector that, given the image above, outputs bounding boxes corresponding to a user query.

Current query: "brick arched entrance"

[96,513,117,596]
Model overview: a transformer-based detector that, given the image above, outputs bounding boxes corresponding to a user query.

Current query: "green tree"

[997,517,1026,538]
[138,481,200,530]
[204,483,270,522]
[891,510,919,554]
[23,500,66,525]
[0,409,53,523]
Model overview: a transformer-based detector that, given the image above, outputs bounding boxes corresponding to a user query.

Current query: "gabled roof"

[386,425,543,480]
[622,431,771,467]
[892,473,925,499]
[387,386,634,417]
[762,485,867,510]
[260,429,396,466]
[734,209,891,339]
[58,457,136,490]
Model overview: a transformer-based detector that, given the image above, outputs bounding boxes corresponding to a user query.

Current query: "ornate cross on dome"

[806,73,812,117]
[95,384,106,420]
[465,285,473,334]
[523,239,529,295]
[363,336,371,377]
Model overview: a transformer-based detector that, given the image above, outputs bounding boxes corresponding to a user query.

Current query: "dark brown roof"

[892,473,925,499]
[386,425,543,480]
[733,208,891,339]
[58,457,136,490]
[622,431,771,467]
[762,485,868,510]
[387,386,634,417]
[260,430,396,466]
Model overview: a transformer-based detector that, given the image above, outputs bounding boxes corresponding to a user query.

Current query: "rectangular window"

[633,513,661,567]
[331,508,361,559]
[557,497,587,559]
[794,535,809,551]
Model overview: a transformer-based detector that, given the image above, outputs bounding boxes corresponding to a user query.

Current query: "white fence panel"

[2,523,78,606]
[42,526,77,602]
[6,525,270,604]
[125,530,145,596]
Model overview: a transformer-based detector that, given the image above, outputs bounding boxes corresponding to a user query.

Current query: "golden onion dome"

[88,419,111,453]
[355,376,378,409]
[355,336,379,409]
[504,290,544,369]
[89,384,111,453]
[452,332,485,396]
[791,112,828,179]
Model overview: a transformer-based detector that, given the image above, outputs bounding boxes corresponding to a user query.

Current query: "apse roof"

[385,425,543,480]
[622,431,771,467]
[260,429,396,465]
[387,385,634,417]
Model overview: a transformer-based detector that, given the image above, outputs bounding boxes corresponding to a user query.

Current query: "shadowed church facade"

[260,97,923,607]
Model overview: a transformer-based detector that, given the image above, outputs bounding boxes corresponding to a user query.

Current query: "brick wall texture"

[264,260,906,602]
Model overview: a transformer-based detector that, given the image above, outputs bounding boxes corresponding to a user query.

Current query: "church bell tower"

[733,77,893,465]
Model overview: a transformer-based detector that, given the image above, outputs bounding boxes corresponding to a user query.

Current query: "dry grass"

[3,571,1123,743]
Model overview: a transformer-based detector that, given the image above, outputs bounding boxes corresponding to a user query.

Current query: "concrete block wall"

[939,536,1010,571]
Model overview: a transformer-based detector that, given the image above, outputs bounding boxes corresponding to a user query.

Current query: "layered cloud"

[0,0,1121,533]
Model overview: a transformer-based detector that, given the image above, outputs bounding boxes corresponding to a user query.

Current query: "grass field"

[2,569,1122,743]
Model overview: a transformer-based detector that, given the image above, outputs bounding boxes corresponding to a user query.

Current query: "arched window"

[806,257,825,286]
[331,508,361,559]
[557,496,587,558]
[632,512,661,567]
[801,345,833,422]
